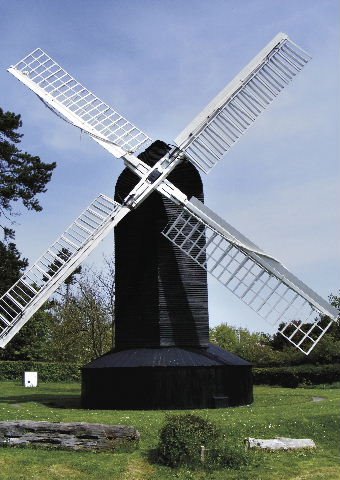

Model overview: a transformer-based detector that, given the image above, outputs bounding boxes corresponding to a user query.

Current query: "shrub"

[156,414,216,467]
[253,363,340,387]
[155,413,248,470]
[207,442,249,469]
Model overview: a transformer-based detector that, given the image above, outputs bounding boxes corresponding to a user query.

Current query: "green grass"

[0,382,339,479]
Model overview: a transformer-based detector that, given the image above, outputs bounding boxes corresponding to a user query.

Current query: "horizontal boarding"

[8,48,152,155]
[162,198,338,354]
[0,195,125,348]
[175,34,311,173]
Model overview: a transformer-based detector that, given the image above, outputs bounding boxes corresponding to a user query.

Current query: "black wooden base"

[81,345,253,410]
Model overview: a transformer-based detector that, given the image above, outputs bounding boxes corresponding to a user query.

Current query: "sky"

[0,0,339,333]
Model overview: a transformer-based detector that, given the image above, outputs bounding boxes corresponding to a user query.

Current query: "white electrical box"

[23,371,38,387]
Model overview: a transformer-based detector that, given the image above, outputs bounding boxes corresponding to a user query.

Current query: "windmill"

[1,33,338,409]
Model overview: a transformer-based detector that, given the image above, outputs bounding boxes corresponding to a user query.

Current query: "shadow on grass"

[0,394,82,409]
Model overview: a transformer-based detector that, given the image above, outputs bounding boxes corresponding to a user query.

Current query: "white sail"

[162,198,338,354]
[176,33,311,173]
[8,48,152,157]
[0,195,129,348]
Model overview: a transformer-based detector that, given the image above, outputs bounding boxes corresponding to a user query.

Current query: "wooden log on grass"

[245,437,316,451]
[0,421,140,452]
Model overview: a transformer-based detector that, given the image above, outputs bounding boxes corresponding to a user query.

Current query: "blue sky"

[0,0,339,332]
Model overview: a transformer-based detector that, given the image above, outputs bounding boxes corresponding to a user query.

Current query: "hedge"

[0,361,81,382]
[253,363,340,387]
[1,361,339,387]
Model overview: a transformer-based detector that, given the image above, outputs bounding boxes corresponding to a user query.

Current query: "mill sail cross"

[1,32,338,354]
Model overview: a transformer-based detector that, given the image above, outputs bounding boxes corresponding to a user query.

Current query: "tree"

[0,107,56,238]
[328,291,340,340]
[0,307,54,361]
[0,107,56,359]
[0,240,28,295]
[210,323,278,365]
[305,292,340,363]
[210,290,340,366]
[1,105,56,289]
[48,260,115,363]
[43,247,82,301]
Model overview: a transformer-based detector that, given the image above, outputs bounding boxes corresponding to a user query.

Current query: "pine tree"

[0,107,56,359]
[0,106,56,238]
[0,240,28,296]
[0,106,56,281]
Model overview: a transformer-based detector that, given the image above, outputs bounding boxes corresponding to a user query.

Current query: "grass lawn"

[0,381,339,479]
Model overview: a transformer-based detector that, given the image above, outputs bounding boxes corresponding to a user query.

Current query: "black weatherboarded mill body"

[82,141,253,409]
